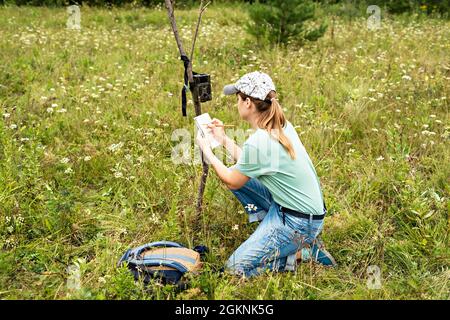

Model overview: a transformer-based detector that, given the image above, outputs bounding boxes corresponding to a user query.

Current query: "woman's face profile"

[237,94,251,120]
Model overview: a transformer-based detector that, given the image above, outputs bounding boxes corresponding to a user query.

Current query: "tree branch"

[190,1,211,62]
[164,0,210,228]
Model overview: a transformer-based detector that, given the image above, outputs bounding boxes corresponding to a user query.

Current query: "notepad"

[194,113,221,149]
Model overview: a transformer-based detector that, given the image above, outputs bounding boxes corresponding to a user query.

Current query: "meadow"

[0,3,449,299]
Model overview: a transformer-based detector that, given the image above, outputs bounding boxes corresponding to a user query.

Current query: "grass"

[0,4,449,300]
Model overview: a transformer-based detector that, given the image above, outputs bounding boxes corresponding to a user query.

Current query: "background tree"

[246,0,327,47]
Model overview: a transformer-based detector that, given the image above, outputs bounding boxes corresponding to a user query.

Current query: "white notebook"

[194,113,221,149]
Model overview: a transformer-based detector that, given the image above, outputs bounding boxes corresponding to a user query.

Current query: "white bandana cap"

[223,71,276,101]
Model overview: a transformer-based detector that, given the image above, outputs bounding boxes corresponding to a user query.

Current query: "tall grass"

[0,4,448,299]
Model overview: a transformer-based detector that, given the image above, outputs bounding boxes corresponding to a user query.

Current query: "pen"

[202,124,235,128]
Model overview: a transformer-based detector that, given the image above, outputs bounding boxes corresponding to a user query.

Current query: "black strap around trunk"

[180,54,190,117]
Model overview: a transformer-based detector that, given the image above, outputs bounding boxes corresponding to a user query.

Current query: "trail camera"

[193,73,212,103]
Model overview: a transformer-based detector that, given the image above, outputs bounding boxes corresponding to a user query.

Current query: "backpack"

[117,241,206,287]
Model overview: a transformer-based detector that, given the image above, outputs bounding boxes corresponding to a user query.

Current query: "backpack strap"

[133,241,184,257]
[130,258,189,274]
[118,241,185,267]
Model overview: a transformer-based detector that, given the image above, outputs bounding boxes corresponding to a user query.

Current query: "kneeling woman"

[196,71,336,278]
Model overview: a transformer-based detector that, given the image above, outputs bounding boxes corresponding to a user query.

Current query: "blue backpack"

[118,241,207,287]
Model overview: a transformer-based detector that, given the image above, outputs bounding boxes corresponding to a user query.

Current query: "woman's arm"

[207,119,242,161]
[197,137,249,190]
[222,135,242,161]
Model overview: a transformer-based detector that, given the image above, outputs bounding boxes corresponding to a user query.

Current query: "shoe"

[298,239,337,267]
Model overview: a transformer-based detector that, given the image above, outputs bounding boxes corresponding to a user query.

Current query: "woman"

[196,71,336,278]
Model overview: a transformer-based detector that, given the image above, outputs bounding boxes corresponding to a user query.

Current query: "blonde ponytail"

[238,91,296,160]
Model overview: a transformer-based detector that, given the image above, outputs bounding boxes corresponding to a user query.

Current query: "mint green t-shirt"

[232,121,325,215]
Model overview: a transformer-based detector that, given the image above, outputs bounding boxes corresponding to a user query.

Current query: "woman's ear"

[245,97,252,109]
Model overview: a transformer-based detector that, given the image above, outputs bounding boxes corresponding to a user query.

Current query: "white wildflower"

[244,204,258,212]
[376,156,384,161]
[60,157,70,164]
[64,167,73,174]
[84,156,91,162]
[402,75,412,81]
[108,142,124,153]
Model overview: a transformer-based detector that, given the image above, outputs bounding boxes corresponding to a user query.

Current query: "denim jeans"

[225,178,324,277]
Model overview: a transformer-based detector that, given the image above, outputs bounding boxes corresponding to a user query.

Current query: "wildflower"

[108,142,124,153]
[376,156,384,161]
[149,212,160,224]
[51,103,58,108]
[56,108,67,113]
[64,167,73,174]
[46,107,54,113]
[232,224,239,231]
[114,171,123,178]
[3,113,10,118]
[9,124,17,129]
[136,156,145,164]
[402,75,412,81]
[371,128,379,132]
[60,157,70,164]
[421,130,436,136]
[244,204,258,212]
[84,156,91,162]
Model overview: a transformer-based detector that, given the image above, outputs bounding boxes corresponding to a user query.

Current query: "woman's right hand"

[207,118,227,145]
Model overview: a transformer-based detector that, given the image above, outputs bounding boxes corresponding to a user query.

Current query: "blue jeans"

[225,178,324,277]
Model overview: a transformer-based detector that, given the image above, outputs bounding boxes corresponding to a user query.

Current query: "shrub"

[246,0,327,47]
